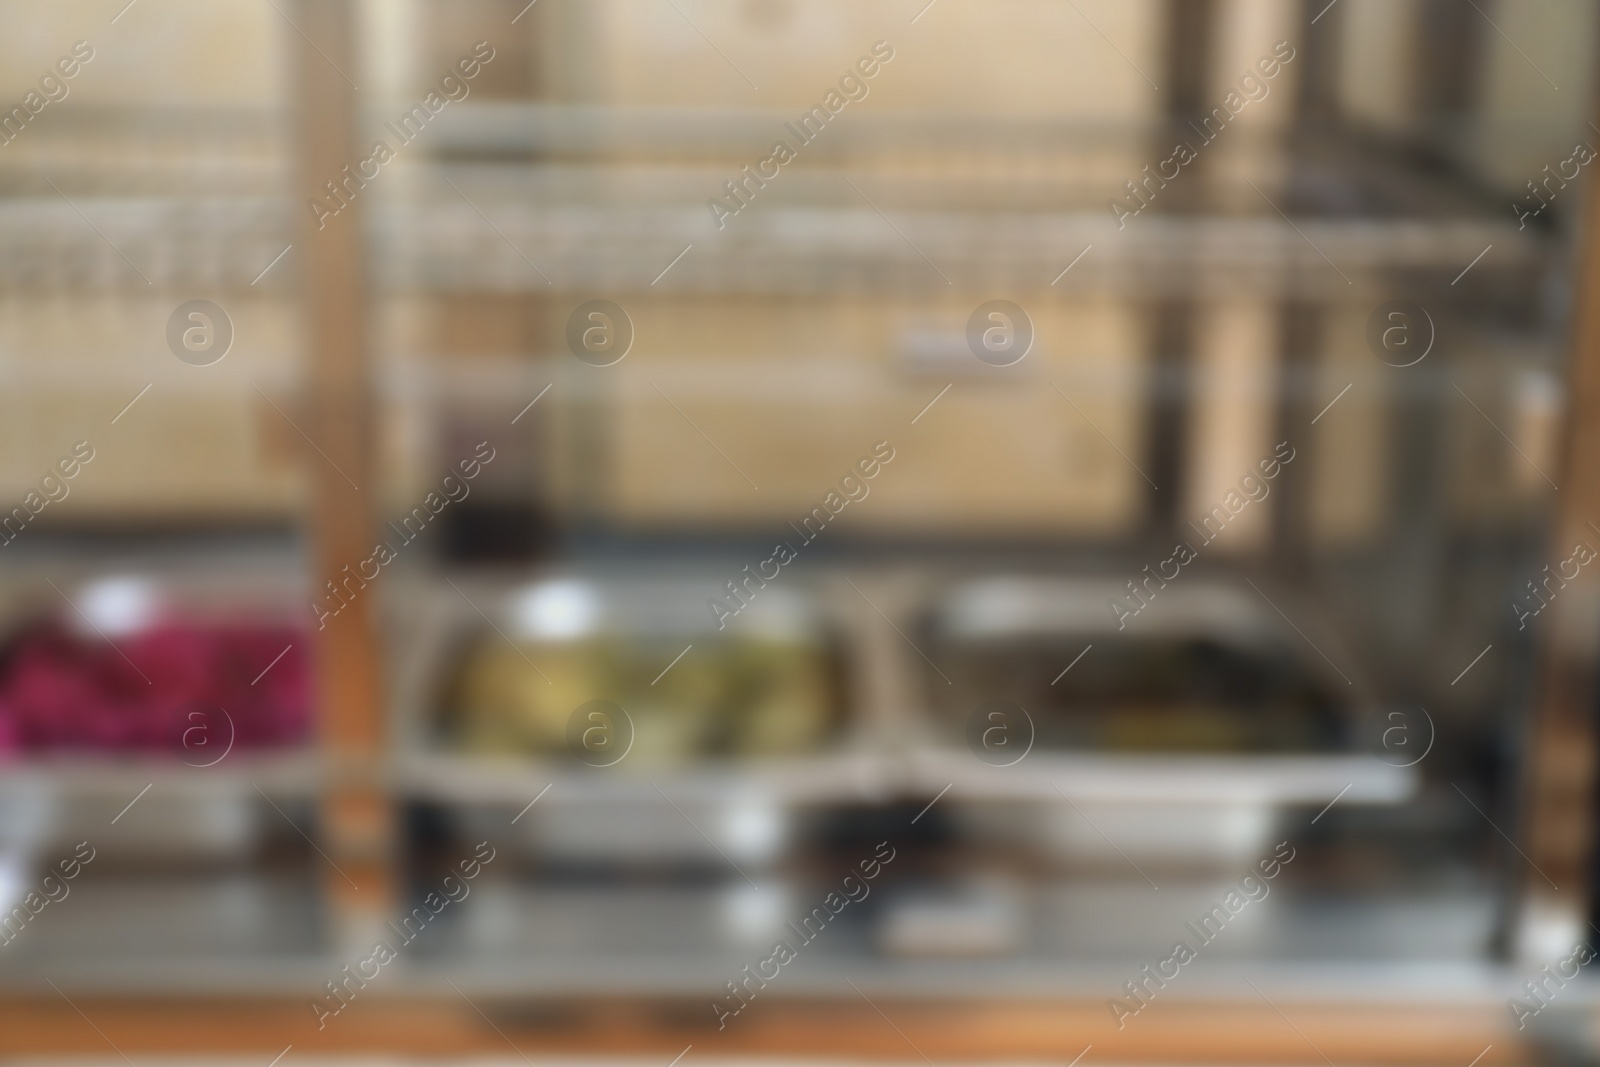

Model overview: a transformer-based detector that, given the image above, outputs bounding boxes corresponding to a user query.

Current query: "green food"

[440,634,836,764]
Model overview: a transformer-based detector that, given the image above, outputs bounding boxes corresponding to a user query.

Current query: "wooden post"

[289,0,396,944]
[1515,104,1600,955]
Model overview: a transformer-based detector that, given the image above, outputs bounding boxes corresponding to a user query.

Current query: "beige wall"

[584,0,1163,119]
[0,0,278,107]
[1472,0,1599,193]
[1308,304,1388,550]
[0,294,302,515]
[1337,0,1420,134]
[584,292,1146,534]
[1185,298,1278,553]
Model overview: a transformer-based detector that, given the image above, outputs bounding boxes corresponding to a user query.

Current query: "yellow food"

[440,634,836,764]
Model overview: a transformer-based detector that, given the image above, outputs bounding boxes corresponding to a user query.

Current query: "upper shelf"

[0,192,1540,297]
[0,105,1561,297]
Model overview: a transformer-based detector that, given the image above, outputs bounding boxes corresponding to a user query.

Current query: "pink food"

[0,621,313,754]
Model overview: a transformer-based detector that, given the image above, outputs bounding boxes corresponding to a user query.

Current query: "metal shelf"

[1,750,325,797]
[394,749,891,806]
[908,749,1417,805]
